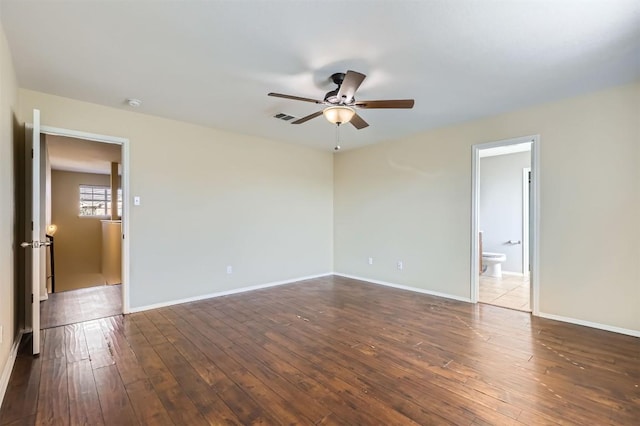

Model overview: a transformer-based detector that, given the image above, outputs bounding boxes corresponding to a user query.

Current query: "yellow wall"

[335,82,640,333]
[101,221,122,285]
[19,89,334,309]
[51,170,110,291]
[0,18,19,378]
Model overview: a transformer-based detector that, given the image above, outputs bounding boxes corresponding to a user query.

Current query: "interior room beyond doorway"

[41,134,123,327]
[476,140,532,312]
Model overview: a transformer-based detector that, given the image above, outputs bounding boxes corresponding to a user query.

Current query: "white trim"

[128,273,333,313]
[40,125,128,145]
[121,136,131,314]
[522,167,531,275]
[471,147,480,302]
[0,330,24,408]
[538,312,640,338]
[471,135,539,316]
[334,273,472,303]
[40,125,131,314]
[531,136,541,316]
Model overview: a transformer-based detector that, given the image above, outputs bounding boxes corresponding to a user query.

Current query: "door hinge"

[31,293,34,303]
[31,221,33,231]
[31,149,34,159]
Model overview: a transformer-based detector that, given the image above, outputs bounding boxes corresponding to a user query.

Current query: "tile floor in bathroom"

[479,273,530,311]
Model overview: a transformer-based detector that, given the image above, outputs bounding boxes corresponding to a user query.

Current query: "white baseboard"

[538,312,640,338]
[0,329,24,409]
[128,273,333,313]
[119,273,640,338]
[333,273,472,303]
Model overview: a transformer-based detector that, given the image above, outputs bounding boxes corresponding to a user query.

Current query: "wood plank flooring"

[2,276,639,425]
[40,285,122,329]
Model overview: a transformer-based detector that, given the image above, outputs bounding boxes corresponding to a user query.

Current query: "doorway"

[36,125,130,329]
[471,135,539,313]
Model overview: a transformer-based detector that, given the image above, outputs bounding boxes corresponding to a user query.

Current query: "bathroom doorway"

[471,136,539,313]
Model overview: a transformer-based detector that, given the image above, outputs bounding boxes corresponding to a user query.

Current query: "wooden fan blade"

[349,113,369,130]
[336,70,366,103]
[354,99,415,109]
[292,110,323,124]
[268,92,323,104]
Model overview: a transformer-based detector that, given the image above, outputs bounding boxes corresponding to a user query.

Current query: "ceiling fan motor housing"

[324,88,340,104]
[330,72,345,85]
[325,72,351,105]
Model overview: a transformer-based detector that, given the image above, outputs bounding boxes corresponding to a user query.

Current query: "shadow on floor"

[40,284,122,329]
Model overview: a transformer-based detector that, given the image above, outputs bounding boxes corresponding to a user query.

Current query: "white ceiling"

[2,1,639,151]
[46,135,121,175]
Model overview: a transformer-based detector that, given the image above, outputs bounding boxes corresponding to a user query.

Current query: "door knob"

[20,241,50,248]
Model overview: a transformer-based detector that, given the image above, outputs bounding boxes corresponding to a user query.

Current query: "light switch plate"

[133,196,141,206]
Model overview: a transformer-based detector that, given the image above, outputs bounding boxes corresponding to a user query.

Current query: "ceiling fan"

[268,70,415,129]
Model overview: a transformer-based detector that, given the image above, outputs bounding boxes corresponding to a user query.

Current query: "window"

[79,185,122,217]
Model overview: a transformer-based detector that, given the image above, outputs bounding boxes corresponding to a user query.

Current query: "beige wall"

[0,19,19,377]
[335,82,640,332]
[11,54,637,335]
[20,89,334,309]
[51,170,110,292]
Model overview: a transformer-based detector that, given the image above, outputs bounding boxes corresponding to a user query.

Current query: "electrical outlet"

[397,261,403,270]
[368,257,373,265]
[226,265,233,274]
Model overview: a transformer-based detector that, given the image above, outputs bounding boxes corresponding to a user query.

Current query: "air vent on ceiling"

[274,113,297,122]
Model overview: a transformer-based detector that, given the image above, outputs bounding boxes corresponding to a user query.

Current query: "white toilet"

[482,252,507,277]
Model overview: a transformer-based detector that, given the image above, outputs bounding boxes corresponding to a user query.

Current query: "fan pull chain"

[334,123,341,151]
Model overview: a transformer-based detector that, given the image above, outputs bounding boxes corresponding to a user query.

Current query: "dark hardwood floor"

[40,285,122,329]
[1,276,638,425]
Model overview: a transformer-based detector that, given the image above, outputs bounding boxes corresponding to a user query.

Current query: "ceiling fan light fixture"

[323,106,355,124]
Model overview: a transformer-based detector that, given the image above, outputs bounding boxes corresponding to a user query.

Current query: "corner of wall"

[0,14,21,402]
[0,330,23,409]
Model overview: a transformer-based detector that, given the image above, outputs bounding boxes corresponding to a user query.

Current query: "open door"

[22,109,46,355]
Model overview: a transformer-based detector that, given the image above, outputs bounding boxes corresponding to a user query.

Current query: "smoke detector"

[126,98,142,107]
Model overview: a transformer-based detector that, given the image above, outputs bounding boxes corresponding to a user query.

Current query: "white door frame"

[523,167,531,275]
[471,135,540,315]
[40,125,131,314]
